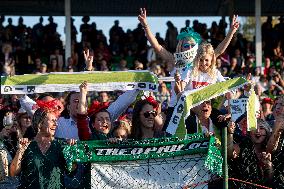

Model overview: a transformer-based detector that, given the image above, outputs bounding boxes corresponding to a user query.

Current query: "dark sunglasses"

[183,43,196,49]
[143,111,157,118]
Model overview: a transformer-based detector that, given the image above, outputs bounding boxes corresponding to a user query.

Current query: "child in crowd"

[174,15,240,94]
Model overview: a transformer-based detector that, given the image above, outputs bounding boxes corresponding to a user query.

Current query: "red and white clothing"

[182,67,225,91]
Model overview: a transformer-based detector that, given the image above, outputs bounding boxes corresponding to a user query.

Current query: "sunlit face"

[199,54,213,72]
[250,126,267,144]
[139,104,156,128]
[181,38,196,52]
[40,113,57,137]
[92,112,111,134]
[196,101,212,119]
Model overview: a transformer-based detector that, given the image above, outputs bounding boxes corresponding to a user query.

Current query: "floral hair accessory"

[177,27,202,44]
[145,96,159,110]
[34,99,64,113]
[88,100,110,117]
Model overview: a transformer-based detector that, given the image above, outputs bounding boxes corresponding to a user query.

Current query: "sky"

[3,16,234,43]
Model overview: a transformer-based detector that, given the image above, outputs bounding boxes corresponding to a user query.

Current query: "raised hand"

[18,138,30,153]
[227,121,236,134]
[138,8,148,28]
[83,49,93,70]
[230,15,240,33]
[79,81,88,94]
[174,70,182,94]
[78,81,88,114]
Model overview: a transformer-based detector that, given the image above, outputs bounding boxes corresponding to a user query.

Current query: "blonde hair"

[192,42,216,80]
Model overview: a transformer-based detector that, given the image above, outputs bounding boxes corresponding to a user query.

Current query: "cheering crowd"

[1,9,284,188]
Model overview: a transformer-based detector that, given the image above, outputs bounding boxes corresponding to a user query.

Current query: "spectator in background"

[94,41,111,62]
[39,63,47,74]
[180,20,190,33]
[262,98,274,122]
[134,60,144,70]
[264,80,283,99]
[98,92,110,103]
[50,48,64,72]
[115,59,128,71]
[5,18,15,42]
[263,57,271,76]
[155,82,170,106]
[165,21,178,53]
[80,16,91,43]
[32,16,44,50]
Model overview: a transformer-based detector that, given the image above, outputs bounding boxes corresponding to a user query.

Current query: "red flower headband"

[88,101,110,117]
[145,96,159,110]
[33,99,64,112]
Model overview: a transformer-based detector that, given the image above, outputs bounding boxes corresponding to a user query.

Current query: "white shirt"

[55,117,79,140]
[168,67,189,107]
[182,68,225,91]
[54,89,139,139]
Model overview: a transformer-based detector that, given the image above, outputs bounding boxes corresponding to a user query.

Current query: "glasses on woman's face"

[183,43,196,49]
[143,111,157,118]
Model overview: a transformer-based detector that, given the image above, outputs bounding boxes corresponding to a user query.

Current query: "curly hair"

[192,42,217,80]
[129,100,153,140]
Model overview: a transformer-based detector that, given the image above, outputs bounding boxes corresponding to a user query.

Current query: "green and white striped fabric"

[247,89,259,131]
[1,71,158,94]
[166,77,248,138]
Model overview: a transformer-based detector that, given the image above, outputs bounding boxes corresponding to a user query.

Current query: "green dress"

[19,140,66,189]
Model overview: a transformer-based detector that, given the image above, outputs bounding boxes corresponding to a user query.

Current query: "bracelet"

[142,24,148,29]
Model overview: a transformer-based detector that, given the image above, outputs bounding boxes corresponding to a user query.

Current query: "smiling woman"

[130,96,165,140]
[9,108,76,189]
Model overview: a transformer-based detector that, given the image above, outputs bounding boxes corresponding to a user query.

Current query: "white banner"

[91,154,210,189]
[230,98,248,122]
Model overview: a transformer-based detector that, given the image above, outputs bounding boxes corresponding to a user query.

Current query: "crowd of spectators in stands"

[1,14,284,188]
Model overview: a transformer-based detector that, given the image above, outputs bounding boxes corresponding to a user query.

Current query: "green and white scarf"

[1,71,158,94]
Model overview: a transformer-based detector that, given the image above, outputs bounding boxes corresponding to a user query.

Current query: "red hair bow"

[145,96,159,110]
[88,101,110,117]
[34,99,64,112]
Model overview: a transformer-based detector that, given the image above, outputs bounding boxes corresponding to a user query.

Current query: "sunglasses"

[143,111,157,118]
[183,43,196,49]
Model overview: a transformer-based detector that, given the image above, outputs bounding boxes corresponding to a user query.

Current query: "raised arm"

[9,138,30,176]
[138,8,174,65]
[77,81,91,141]
[107,89,140,122]
[83,49,94,71]
[267,115,284,153]
[78,81,88,114]
[214,15,240,57]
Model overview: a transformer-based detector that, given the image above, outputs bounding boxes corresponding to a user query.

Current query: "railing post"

[222,126,229,189]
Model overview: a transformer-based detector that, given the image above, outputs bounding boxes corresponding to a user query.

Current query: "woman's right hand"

[18,138,30,153]
[138,8,148,27]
